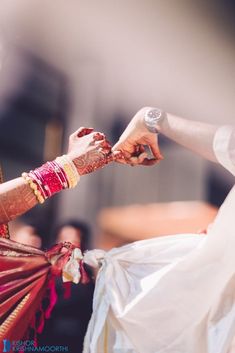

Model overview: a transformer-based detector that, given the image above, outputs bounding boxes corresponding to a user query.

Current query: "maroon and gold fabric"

[0,238,78,349]
[0,238,49,341]
[0,166,88,347]
[0,166,9,239]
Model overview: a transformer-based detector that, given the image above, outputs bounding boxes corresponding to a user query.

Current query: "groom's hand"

[67,127,122,175]
[112,107,163,166]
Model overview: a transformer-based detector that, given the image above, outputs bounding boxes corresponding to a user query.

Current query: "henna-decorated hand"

[67,127,123,175]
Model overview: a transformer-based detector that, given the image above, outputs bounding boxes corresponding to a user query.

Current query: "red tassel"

[63,281,72,299]
[36,305,45,334]
[45,276,58,319]
[45,243,64,259]
[16,242,89,344]
[80,260,90,284]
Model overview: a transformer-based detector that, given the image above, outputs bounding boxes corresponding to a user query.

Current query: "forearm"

[158,113,219,162]
[0,128,115,224]
[0,177,37,224]
[0,155,78,224]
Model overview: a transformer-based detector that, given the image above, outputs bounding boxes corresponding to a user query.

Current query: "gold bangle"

[22,172,45,204]
[55,155,80,189]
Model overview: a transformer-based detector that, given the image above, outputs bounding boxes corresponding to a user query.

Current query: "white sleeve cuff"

[213,125,235,176]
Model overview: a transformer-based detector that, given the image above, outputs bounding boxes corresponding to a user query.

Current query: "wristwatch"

[144,108,166,134]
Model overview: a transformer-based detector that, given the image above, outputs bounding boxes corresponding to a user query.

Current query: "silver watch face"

[144,108,164,133]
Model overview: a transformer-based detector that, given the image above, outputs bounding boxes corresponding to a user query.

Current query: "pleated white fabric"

[83,125,235,353]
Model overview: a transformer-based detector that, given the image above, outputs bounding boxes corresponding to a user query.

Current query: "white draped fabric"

[83,125,235,353]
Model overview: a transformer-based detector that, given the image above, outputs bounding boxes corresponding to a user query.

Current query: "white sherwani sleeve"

[213,125,235,176]
[82,124,235,353]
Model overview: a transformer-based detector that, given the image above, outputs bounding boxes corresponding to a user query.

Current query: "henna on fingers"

[72,147,124,175]
[0,127,121,224]
[73,149,110,175]
[76,127,94,138]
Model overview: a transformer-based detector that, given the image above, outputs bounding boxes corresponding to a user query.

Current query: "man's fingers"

[149,137,164,160]
[106,151,124,164]
[123,154,159,166]
[127,152,148,166]
[113,150,125,160]
[112,139,122,152]
[141,158,159,166]
[114,150,158,166]
[137,152,148,164]
[150,145,164,160]
[112,140,133,157]
[111,148,132,162]
[114,158,129,165]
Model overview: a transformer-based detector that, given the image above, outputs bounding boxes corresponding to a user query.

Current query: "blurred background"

[0,1,235,352]
[0,0,234,247]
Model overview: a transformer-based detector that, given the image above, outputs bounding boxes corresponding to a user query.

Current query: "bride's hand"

[112,107,163,166]
[67,127,121,175]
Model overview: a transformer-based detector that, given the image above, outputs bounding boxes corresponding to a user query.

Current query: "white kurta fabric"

[83,125,235,353]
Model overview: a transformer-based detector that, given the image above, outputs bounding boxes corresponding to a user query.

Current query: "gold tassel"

[0,164,10,239]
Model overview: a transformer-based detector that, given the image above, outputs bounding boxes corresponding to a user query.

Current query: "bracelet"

[22,172,45,204]
[22,155,80,204]
[55,155,80,188]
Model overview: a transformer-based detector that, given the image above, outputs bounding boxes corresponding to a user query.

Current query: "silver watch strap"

[144,108,165,134]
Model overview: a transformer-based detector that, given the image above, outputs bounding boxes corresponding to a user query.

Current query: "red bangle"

[22,156,80,204]
[49,161,69,189]
[30,162,64,197]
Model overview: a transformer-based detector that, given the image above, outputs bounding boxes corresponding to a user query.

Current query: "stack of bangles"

[22,155,80,204]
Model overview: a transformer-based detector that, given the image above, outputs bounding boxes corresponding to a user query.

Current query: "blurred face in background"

[56,226,81,247]
[11,224,42,248]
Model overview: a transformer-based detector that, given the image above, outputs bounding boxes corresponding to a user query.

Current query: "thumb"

[147,135,164,160]
[112,139,123,152]
[106,151,125,163]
